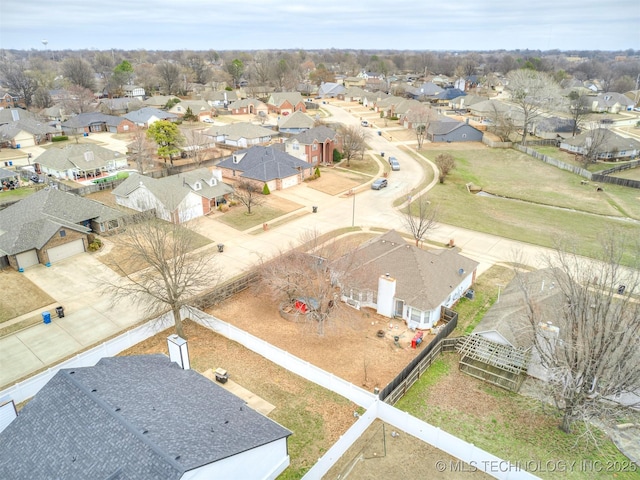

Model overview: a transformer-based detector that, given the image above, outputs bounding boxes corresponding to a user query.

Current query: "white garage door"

[281,175,299,189]
[16,249,39,269]
[47,239,85,263]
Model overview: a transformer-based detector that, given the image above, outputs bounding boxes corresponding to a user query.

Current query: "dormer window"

[193,181,201,191]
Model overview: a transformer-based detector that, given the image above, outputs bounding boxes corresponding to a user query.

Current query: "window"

[312,143,318,151]
[293,143,299,151]
[108,219,119,230]
[410,308,421,322]
[59,230,66,237]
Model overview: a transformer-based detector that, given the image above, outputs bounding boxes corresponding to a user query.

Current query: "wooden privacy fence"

[379,308,459,405]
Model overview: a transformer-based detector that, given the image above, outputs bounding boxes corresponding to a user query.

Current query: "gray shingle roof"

[0,108,36,124]
[217,146,313,182]
[113,169,233,210]
[62,112,125,129]
[124,108,177,124]
[0,355,291,480]
[347,230,479,311]
[561,128,640,152]
[278,110,315,129]
[204,122,277,142]
[0,188,120,255]
[268,92,304,107]
[288,126,337,145]
[36,144,126,173]
[0,118,57,141]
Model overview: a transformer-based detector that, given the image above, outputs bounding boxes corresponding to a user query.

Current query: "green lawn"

[396,354,640,480]
[0,186,37,205]
[425,148,640,260]
[532,146,637,174]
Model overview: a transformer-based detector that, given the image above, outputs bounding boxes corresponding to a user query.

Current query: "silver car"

[390,158,400,171]
[371,178,388,190]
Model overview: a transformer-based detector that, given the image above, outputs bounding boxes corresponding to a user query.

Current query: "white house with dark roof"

[340,230,478,330]
[559,128,640,160]
[113,168,233,224]
[35,144,128,180]
[589,92,634,113]
[0,354,292,480]
[0,188,124,269]
[168,100,215,121]
[124,107,178,128]
[217,145,313,191]
[203,122,277,147]
[0,118,58,148]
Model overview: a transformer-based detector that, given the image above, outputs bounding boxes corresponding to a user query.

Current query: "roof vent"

[458,268,465,275]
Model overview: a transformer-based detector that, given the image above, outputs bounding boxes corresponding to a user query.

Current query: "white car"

[361,120,369,127]
[202,118,214,123]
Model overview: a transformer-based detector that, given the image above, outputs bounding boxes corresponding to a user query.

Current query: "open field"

[423,147,640,259]
[395,354,640,480]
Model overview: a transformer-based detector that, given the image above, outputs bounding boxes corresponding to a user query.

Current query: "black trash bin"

[312,206,318,213]
[217,243,224,253]
[381,152,385,157]
[56,306,65,318]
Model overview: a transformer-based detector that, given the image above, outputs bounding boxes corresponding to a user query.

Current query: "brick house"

[285,126,340,166]
[266,92,307,115]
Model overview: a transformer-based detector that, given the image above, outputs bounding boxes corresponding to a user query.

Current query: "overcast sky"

[1,0,638,52]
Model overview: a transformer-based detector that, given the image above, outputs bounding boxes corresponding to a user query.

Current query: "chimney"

[167,334,190,369]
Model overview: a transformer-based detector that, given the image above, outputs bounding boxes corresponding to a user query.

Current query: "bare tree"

[434,153,455,183]
[579,124,610,167]
[103,212,222,338]
[257,229,363,335]
[567,90,591,137]
[506,69,560,144]
[403,196,438,246]
[127,127,155,174]
[234,180,265,214]
[181,127,212,167]
[156,62,181,95]
[486,102,517,142]
[62,57,96,91]
[519,234,640,434]
[337,124,367,167]
[62,85,96,115]
[0,61,39,107]
[405,105,435,149]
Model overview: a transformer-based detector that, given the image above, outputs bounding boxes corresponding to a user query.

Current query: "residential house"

[124,107,178,128]
[430,75,452,87]
[362,91,389,109]
[0,108,36,126]
[266,92,307,115]
[450,95,487,112]
[375,96,419,118]
[317,82,345,99]
[203,123,277,147]
[35,144,128,180]
[589,92,634,113]
[340,87,368,102]
[0,118,57,148]
[285,125,339,165]
[431,88,466,105]
[0,355,292,480]
[0,188,124,269]
[143,95,180,109]
[357,71,385,81]
[426,118,483,143]
[343,77,366,88]
[406,82,444,100]
[217,145,314,191]
[0,90,21,109]
[205,90,238,107]
[559,128,640,160]
[278,111,315,135]
[227,98,269,116]
[340,230,478,330]
[62,112,135,135]
[529,117,576,140]
[41,104,68,122]
[168,100,215,121]
[113,169,233,224]
[123,84,145,100]
[467,100,518,125]
[99,97,143,115]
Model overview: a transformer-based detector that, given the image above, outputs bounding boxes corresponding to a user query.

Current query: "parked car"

[371,178,388,190]
[30,175,40,183]
[361,120,369,127]
[389,158,400,171]
[202,118,214,123]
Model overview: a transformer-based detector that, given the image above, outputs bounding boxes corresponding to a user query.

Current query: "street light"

[351,190,356,227]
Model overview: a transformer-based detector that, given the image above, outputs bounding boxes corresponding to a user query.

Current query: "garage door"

[47,239,85,263]
[281,175,299,189]
[16,249,39,269]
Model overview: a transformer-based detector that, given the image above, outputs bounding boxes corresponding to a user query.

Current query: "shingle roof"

[268,92,304,107]
[0,355,291,480]
[204,122,276,142]
[113,169,233,210]
[288,126,337,145]
[0,188,120,255]
[35,144,126,173]
[0,108,36,124]
[62,112,125,129]
[228,98,266,110]
[561,128,640,152]
[124,107,177,124]
[0,118,57,141]
[217,146,313,182]
[278,110,315,129]
[347,230,479,311]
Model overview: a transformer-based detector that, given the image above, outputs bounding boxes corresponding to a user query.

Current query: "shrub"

[218,204,229,212]
[228,199,238,207]
[88,238,102,252]
[314,167,321,177]
[262,183,271,195]
[333,150,343,163]
[52,136,68,142]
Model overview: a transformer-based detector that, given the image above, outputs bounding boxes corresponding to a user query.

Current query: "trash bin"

[56,306,65,318]
[381,152,385,157]
[312,206,318,213]
[42,311,51,324]
[377,130,381,136]
[217,243,224,253]
[83,132,89,137]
